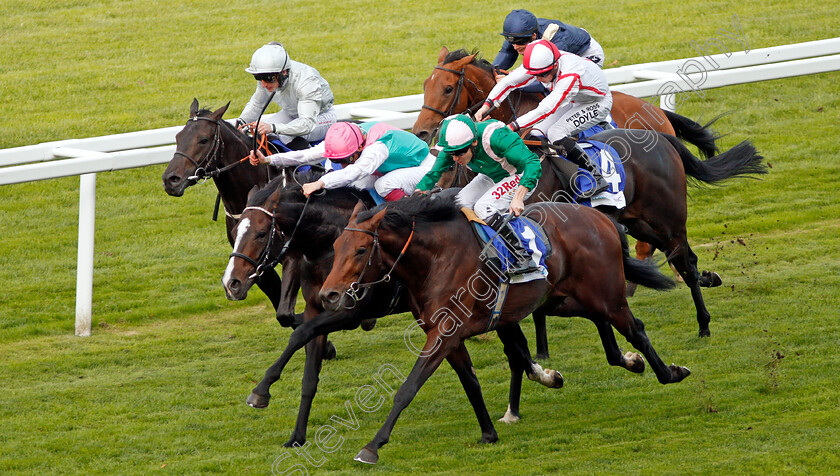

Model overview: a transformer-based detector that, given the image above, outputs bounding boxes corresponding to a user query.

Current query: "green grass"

[2,0,839,474]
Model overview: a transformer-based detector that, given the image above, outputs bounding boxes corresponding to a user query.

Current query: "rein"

[341,218,416,309]
[228,194,314,280]
[176,116,270,182]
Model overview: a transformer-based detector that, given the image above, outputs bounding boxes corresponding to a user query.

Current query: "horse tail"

[663,110,722,158]
[610,218,676,292]
[661,133,768,187]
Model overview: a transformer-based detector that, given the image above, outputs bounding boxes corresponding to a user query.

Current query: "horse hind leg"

[592,318,646,374]
[667,240,713,337]
[532,311,550,360]
[612,308,691,384]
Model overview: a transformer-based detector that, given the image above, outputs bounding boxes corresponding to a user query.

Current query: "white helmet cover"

[245,43,290,74]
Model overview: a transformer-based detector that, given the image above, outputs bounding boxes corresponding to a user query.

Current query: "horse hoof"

[283,436,305,448]
[323,341,337,360]
[246,392,270,409]
[480,431,499,444]
[669,364,691,383]
[535,352,549,361]
[625,351,646,373]
[360,318,377,332]
[354,447,379,465]
[699,328,711,338]
[548,369,564,389]
[700,270,722,287]
[499,405,519,425]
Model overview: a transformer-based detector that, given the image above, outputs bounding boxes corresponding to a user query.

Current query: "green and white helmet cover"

[438,114,477,153]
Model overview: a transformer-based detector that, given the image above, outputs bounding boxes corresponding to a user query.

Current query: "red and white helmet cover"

[523,39,560,75]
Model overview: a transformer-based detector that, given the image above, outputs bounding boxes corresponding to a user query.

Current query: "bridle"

[174,116,251,182]
[228,194,314,280]
[340,218,415,309]
[421,65,487,120]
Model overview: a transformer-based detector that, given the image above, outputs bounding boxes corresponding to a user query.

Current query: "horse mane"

[196,107,251,141]
[443,48,493,74]
[247,172,371,209]
[358,195,462,230]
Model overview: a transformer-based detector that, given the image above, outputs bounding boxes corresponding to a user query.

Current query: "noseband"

[228,195,313,280]
[341,218,415,309]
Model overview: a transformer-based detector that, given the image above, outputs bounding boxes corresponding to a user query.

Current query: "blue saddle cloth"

[569,140,625,205]
[578,119,618,140]
[473,216,550,274]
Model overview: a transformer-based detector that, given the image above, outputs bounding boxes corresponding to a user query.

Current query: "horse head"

[319,202,389,311]
[163,99,241,196]
[412,47,495,144]
[221,180,290,300]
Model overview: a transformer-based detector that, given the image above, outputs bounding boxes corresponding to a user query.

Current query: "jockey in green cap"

[415,114,542,275]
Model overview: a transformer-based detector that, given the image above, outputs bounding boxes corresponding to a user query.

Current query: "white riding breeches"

[456,173,536,220]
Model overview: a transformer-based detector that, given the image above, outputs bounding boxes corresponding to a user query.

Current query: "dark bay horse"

[162,99,300,326]
[319,196,691,464]
[411,47,721,273]
[221,177,409,447]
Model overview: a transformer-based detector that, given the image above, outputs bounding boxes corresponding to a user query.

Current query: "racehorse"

[162,99,301,326]
[411,47,721,277]
[221,177,407,447]
[412,48,719,155]
[318,196,691,464]
[221,179,569,447]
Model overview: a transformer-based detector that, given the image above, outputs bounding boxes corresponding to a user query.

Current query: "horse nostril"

[416,131,429,143]
[228,278,241,294]
[321,291,340,306]
[167,175,181,185]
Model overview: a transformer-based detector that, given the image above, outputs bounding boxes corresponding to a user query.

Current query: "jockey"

[250,121,436,201]
[493,8,605,77]
[237,42,337,150]
[415,115,541,275]
[476,39,612,197]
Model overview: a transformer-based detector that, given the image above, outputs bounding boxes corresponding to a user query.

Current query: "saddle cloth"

[462,208,550,283]
[572,140,626,209]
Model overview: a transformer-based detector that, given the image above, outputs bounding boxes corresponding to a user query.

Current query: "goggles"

[449,145,471,157]
[253,73,279,83]
[505,36,532,46]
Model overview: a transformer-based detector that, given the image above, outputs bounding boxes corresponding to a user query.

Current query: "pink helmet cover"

[324,122,365,159]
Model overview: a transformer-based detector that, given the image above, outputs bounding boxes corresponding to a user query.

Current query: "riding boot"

[285,136,311,151]
[554,136,609,198]
[486,214,539,276]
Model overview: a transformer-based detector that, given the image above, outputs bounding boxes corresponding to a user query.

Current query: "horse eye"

[199,137,210,145]
[444,86,454,94]
[356,247,367,256]
[256,230,267,239]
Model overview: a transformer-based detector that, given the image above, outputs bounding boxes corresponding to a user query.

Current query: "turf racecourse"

[1,1,839,474]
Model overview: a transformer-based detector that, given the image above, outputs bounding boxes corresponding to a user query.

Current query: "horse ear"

[451,53,477,70]
[190,98,199,117]
[210,101,230,121]
[368,208,388,229]
[437,47,450,65]
[246,185,259,201]
[349,201,366,223]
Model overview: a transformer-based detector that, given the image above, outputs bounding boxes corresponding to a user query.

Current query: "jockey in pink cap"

[250,121,436,201]
[475,38,613,197]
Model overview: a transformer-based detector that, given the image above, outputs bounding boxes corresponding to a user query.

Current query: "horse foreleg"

[445,343,498,442]
[283,333,328,447]
[255,267,283,311]
[247,310,359,409]
[275,255,302,327]
[354,330,453,465]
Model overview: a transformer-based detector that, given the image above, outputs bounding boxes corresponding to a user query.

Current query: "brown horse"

[319,196,690,464]
[411,47,720,275]
[162,99,307,327]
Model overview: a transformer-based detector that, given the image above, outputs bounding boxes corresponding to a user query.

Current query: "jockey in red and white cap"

[476,39,612,196]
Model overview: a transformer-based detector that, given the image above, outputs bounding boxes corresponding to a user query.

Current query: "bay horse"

[162,99,301,327]
[411,47,720,279]
[319,196,691,464]
[221,179,570,447]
